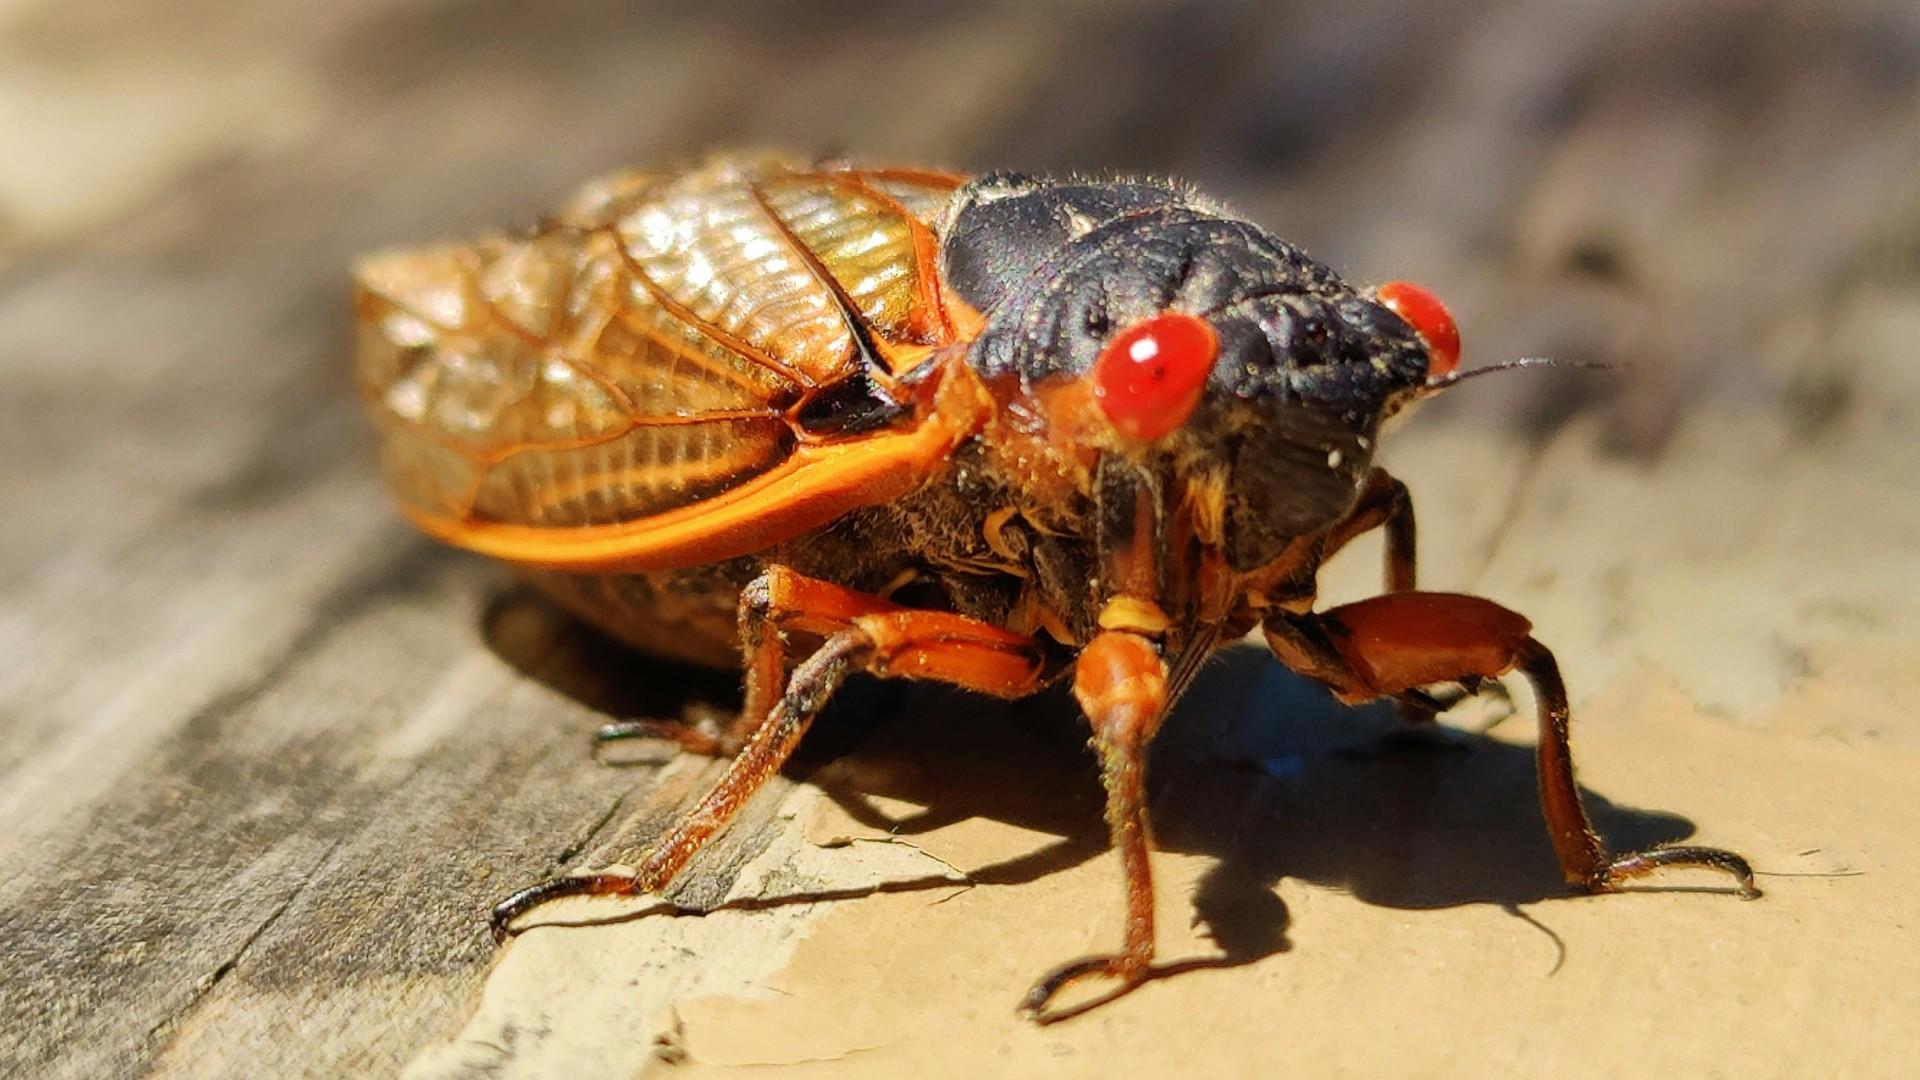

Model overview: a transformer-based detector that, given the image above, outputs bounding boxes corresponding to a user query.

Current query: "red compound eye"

[1090,312,1219,441]
[1377,280,1461,378]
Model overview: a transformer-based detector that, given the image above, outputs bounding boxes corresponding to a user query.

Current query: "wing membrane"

[356,155,969,564]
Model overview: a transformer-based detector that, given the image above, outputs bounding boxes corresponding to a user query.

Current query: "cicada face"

[942,174,1437,572]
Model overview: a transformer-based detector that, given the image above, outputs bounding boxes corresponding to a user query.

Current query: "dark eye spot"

[1083,303,1110,336]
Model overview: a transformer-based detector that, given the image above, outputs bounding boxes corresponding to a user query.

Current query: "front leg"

[1321,466,1417,593]
[1316,465,1507,723]
[1264,592,1758,897]
[1020,630,1170,1023]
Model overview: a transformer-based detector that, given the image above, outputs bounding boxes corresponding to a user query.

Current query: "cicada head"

[945,174,1449,574]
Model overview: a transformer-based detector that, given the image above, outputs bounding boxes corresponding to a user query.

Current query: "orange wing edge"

[399,414,965,573]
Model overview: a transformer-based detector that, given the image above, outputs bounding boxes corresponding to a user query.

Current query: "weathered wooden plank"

[1,0,1916,1077]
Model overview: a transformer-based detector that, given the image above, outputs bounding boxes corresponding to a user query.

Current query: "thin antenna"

[1420,356,1620,396]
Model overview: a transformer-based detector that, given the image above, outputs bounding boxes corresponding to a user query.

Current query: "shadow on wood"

[479,589,1717,985]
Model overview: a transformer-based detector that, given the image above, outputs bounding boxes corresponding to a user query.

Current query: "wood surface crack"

[551,791,628,870]
[824,835,976,901]
[116,538,441,1058]
[143,831,351,1051]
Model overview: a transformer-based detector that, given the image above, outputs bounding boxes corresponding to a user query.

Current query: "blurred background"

[8,0,1917,444]
[3,2,1917,1076]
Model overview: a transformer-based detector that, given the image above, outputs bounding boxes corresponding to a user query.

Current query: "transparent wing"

[355,156,965,547]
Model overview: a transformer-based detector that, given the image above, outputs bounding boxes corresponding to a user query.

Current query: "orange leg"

[1315,468,1487,720]
[592,708,749,760]
[1020,630,1171,1023]
[1321,467,1417,593]
[1264,592,1758,897]
[492,566,1046,939]
[593,566,858,758]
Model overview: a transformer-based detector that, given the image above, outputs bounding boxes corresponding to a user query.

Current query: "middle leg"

[492,566,1047,939]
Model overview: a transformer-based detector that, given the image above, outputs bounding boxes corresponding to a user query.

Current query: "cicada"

[355,154,1755,1020]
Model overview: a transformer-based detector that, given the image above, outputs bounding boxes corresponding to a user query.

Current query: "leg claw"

[488,873,639,943]
[1017,954,1150,1024]
[1598,845,1761,899]
[591,718,731,760]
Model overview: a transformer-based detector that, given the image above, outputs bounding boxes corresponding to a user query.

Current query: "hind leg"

[492,566,1047,939]
[516,568,761,758]
[592,576,792,759]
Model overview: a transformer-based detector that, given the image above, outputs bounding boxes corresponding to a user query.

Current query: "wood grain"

[2,1,1916,1076]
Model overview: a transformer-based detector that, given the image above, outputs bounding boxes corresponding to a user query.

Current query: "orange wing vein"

[355,154,973,570]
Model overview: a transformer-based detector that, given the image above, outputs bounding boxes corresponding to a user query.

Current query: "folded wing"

[355,157,966,568]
